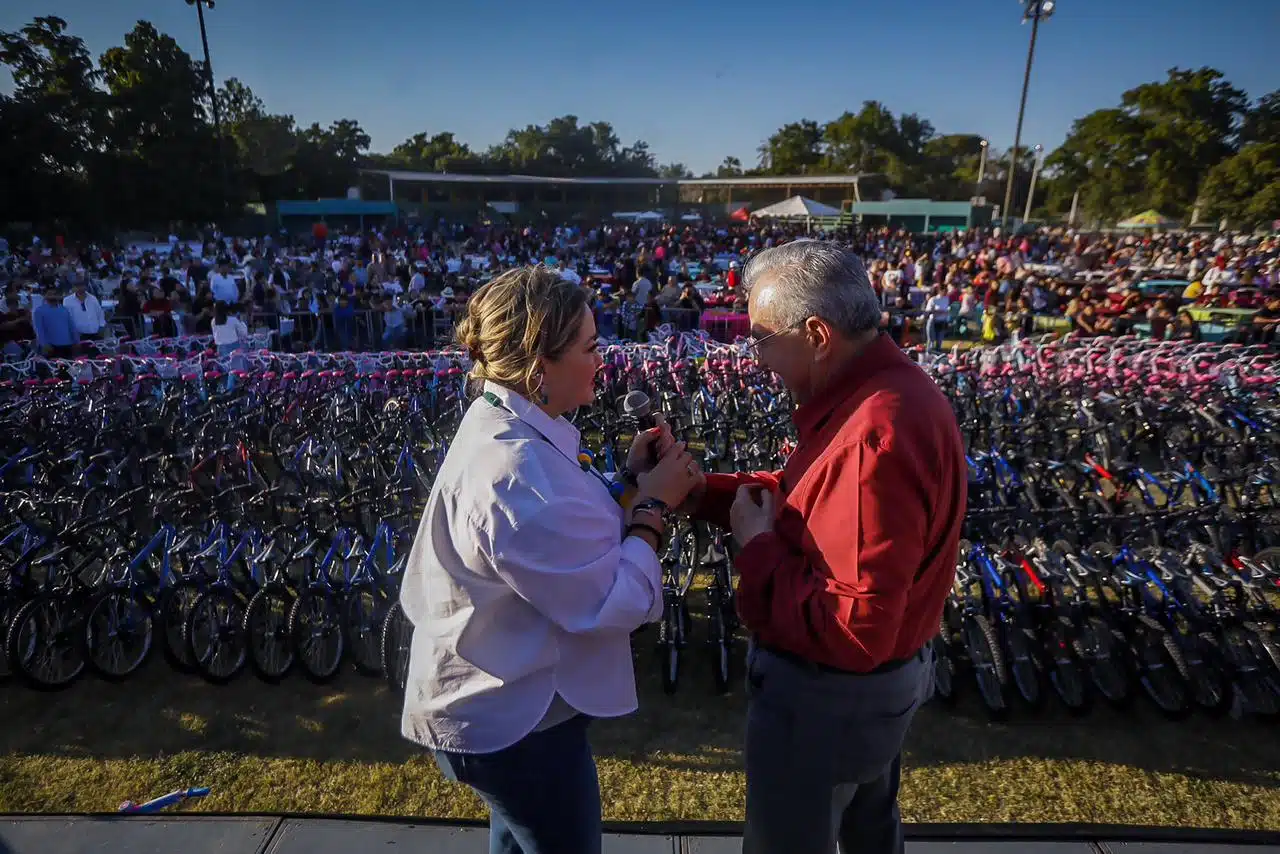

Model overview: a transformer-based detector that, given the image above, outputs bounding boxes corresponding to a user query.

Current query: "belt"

[757,641,926,677]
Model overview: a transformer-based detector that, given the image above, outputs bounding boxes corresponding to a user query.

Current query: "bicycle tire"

[1222,627,1280,721]
[659,607,681,696]
[5,593,87,692]
[710,606,731,695]
[289,588,345,684]
[183,587,249,685]
[1074,616,1133,708]
[1043,627,1092,716]
[342,587,386,677]
[963,614,1009,719]
[1136,628,1192,720]
[83,589,154,681]
[157,580,203,674]
[244,584,295,683]
[930,633,958,704]
[0,592,23,682]
[1003,618,1046,710]
[380,600,412,694]
[1182,631,1233,717]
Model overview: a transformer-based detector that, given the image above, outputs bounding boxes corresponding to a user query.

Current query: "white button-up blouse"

[399,380,665,754]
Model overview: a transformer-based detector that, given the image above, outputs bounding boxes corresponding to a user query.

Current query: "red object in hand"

[312,222,329,240]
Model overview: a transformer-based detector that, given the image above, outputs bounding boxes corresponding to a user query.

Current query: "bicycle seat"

[300,370,316,379]
[262,371,277,380]
[385,369,402,379]
[699,544,728,567]
[232,370,248,379]
[43,378,65,386]
[416,368,434,377]
[281,371,298,381]
[445,367,463,376]
[370,372,385,380]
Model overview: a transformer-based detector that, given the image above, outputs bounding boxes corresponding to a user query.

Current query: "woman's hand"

[624,416,674,478]
[635,441,699,508]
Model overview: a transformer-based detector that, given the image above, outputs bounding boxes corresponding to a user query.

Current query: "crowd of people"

[1,219,1278,358]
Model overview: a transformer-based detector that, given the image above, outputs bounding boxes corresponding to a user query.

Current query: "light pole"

[1023,144,1044,223]
[1000,0,1056,229]
[976,139,989,195]
[187,0,230,220]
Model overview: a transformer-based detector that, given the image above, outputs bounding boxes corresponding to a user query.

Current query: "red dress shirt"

[695,333,966,672]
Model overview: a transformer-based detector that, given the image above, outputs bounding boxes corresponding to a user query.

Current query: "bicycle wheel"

[710,606,731,695]
[6,593,87,691]
[1181,632,1232,717]
[244,584,295,683]
[930,633,957,704]
[1136,629,1192,720]
[658,605,681,696]
[1003,618,1046,710]
[289,589,345,684]
[1043,624,1091,716]
[1222,627,1280,721]
[342,587,386,677]
[157,580,203,674]
[83,590,154,681]
[183,588,249,685]
[380,601,413,694]
[0,592,23,682]
[963,614,1009,719]
[1074,616,1133,708]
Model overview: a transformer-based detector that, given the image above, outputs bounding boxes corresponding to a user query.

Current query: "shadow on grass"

[2,619,1279,794]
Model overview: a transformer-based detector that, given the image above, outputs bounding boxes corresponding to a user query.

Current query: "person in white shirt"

[62,282,107,340]
[924,286,951,352]
[211,302,248,356]
[400,266,700,854]
[209,262,240,305]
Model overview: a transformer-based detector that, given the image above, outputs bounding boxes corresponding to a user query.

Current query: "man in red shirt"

[683,240,965,854]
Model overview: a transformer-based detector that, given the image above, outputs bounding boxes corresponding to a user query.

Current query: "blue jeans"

[433,714,601,854]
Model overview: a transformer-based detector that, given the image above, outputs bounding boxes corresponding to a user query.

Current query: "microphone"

[618,390,660,470]
[618,390,655,429]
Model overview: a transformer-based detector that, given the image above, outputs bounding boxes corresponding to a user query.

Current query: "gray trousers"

[742,641,934,854]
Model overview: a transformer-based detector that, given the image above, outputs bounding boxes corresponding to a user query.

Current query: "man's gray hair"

[741,240,881,337]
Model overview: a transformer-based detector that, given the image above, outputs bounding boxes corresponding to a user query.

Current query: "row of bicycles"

[1,333,1278,723]
[928,336,1280,719]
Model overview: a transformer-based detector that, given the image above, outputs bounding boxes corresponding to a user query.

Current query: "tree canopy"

[2,15,1277,233]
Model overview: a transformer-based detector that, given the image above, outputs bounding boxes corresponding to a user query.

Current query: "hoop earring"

[534,373,549,405]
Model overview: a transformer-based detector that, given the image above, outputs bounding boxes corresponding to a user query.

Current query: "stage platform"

[2,816,1278,854]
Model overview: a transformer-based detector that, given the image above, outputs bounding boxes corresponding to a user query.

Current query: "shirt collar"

[792,333,910,442]
[483,380,581,462]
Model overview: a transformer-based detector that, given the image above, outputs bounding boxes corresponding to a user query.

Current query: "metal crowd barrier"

[246,308,455,352]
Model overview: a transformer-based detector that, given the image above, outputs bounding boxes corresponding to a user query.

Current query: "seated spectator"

[142,286,176,338]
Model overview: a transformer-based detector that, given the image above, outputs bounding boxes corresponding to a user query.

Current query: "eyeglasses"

[745,324,798,355]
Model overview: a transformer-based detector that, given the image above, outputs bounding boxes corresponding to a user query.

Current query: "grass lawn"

[3,630,1280,829]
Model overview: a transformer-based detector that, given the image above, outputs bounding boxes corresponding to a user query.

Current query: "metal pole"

[977,141,988,191]
[1023,147,1043,223]
[195,0,230,221]
[1001,5,1042,229]
[1068,188,1080,227]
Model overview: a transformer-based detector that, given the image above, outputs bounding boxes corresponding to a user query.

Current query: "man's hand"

[730,484,775,549]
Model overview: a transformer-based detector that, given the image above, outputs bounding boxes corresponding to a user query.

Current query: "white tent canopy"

[752,195,842,219]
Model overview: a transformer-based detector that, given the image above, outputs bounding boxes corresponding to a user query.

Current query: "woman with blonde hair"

[398,266,701,854]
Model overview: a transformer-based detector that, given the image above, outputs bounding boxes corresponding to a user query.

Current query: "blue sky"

[3,0,1277,174]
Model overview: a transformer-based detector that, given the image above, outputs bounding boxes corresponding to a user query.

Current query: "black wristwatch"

[620,467,640,488]
[631,497,669,517]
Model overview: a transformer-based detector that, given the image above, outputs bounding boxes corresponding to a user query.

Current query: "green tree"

[1198,143,1280,229]
[758,120,822,173]
[390,131,478,172]
[658,162,693,180]
[716,156,743,177]
[1242,90,1280,146]
[98,20,225,226]
[0,16,105,229]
